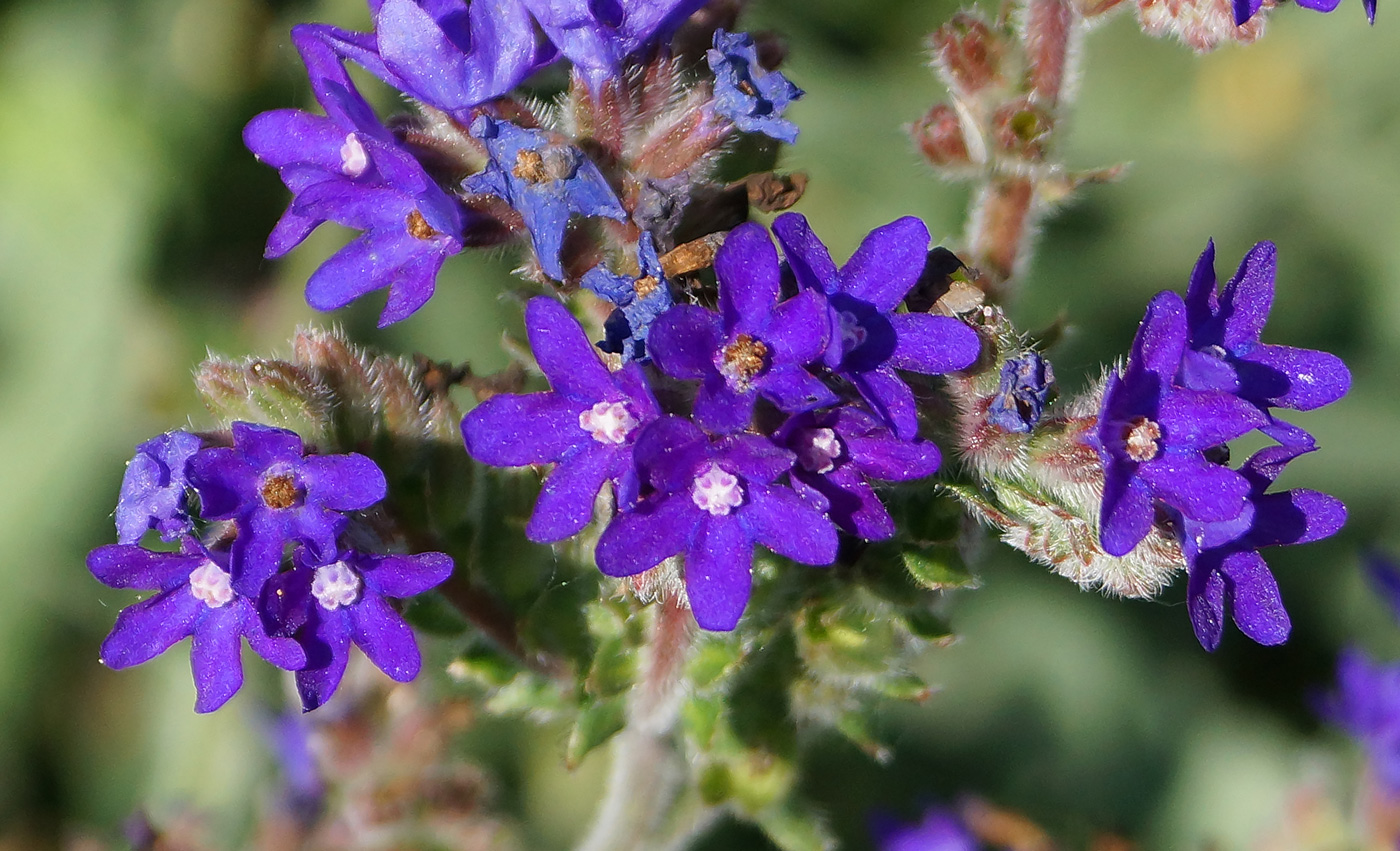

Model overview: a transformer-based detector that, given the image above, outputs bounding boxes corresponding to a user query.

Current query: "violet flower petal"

[362,552,455,598]
[526,297,616,401]
[462,392,586,465]
[526,443,615,542]
[1138,454,1250,522]
[685,516,753,631]
[348,594,422,682]
[649,304,725,379]
[1219,549,1290,645]
[302,454,388,511]
[100,590,201,669]
[739,482,839,565]
[192,612,246,713]
[839,216,929,312]
[595,495,700,577]
[716,222,782,331]
[887,313,980,375]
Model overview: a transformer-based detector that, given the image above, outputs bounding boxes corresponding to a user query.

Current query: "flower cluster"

[246,0,806,326]
[90,422,451,712]
[1093,241,1349,649]
[465,214,980,630]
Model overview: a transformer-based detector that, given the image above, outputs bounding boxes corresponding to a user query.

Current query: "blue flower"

[594,416,838,631]
[871,807,979,851]
[581,232,674,363]
[244,25,479,325]
[186,422,387,597]
[1181,442,1346,651]
[463,116,627,281]
[462,297,661,542]
[1095,291,1266,557]
[771,213,982,440]
[707,30,804,144]
[986,352,1054,434]
[1320,648,1400,792]
[648,221,837,435]
[521,0,708,91]
[262,545,453,712]
[115,430,203,544]
[89,539,306,713]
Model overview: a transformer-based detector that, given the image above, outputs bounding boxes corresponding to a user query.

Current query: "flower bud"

[910,103,973,168]
[927,13,1007,99]
[990,98,1054,161]
[195,357,333,443]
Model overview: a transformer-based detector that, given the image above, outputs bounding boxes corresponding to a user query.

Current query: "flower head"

[89,539,306,712]
[522,0,708,91]
[1182,441,1346,650]
[649,222,837,434]
[244,25,477,325]
[872,807,979,851]
[771,213,981,440]
[582,232,675,363]
[776,406,942,540]
[986,352,1054,434]
[115,430,203,544]
[462,298,661,541]
[1096,291,1267,557]
[595,416,838,630]
[1181,240,1350,435]
[707,30,804,144]
[263,546,453,712]
[1320,648,1400,792]
[187,422,387,596]
[463,116,627,281]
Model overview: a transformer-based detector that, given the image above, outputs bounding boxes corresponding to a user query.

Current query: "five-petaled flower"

[707,29,805,144]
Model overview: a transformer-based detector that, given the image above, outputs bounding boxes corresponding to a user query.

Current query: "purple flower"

[462,115,626,281]
[707,30,804,144]
[521,0,708,91]
[1096,291,1267,557]
[187,422,387,597]
[872,807,979,851]
[89,540,306,713]
[1181,240,1351,436]
[649,222,836,434]
[115,430,203,544]
[776,406,942,541]
[1233,0,1344,26]
[1320,648,1400,792]
[771,213,982,440]
[1366,551,1400,623]
[594,416,838,630]
[263,546,453,712]
[462,297,661,542]
[244,25,476,325]
[986,352,1054,434]
[582,232,674,363]
[1182,442,1346,651]
[361,0,548,121]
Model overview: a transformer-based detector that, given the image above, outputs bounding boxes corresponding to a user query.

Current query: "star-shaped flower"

[648,221,836,434]
[187,422,387,597]
[462,297,661,542]
[595,416,838,630]
[771,213,981,440]
[521,0,708,92]
[707,30,804,144]
[89,539,306,713]
[115,430,203,544]
[775,406,942,541]
[261,546,453,712]
[1182,442,1346,651]
[244,25,477,325]
[1095,291,1266,557]
[581,232,674,363]
[1181,240,1351,442]
[463,116,626,281]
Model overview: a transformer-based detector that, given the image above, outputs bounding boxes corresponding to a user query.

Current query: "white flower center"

[1123,417,1163,463]
[340,133,369,177]
[691,463,744,516]
[188,561,234,609]
[795,427,843,474]
[312,562,363,610]
[579,401,638,445]
[838,311,868,351]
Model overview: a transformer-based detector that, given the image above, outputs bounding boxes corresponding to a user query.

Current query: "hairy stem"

[965,0,1082,297]
[575,596,696,851]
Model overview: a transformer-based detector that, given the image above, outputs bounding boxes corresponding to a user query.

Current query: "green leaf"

[687,634,743,690]
[902,544,978,591]
[400,592,471,637]
[585,635,637,699]
[565,697,627,769]
[681,694,725,752]
[754,807,836,851]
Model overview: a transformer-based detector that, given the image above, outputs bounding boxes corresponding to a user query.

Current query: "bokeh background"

[1,0,1397,847]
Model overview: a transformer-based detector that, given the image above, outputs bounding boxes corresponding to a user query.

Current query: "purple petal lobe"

[462,392,584,465]
[852,368,919,441]
[1139,454,1249,522]
[765,289,830,366]
[1220,241,1276,352]
[772,213,837,294]
[100,590,201,669]
[363,551,454,598]
[526,444,615,542]
[757,364,839,413]
[716,222,781,330]
[1133,291,1189,378]
[1100,474,1155,557]
[839,217,929,312]
[527,297,615,401]
[684,516,753,631]
[1237,344,1351,411]
[191,613,246,713]
[595,495,700,577]
[888,313,980,375]
[302,454,387,510]
[349,594,422,681]
[1220,550,1290,645]
[739,483,838,565]
[650,305,724,380]
[88,544,196,590]
[1156,389,1266,448]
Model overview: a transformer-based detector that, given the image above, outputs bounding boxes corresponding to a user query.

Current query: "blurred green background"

[0,0,1396,847]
